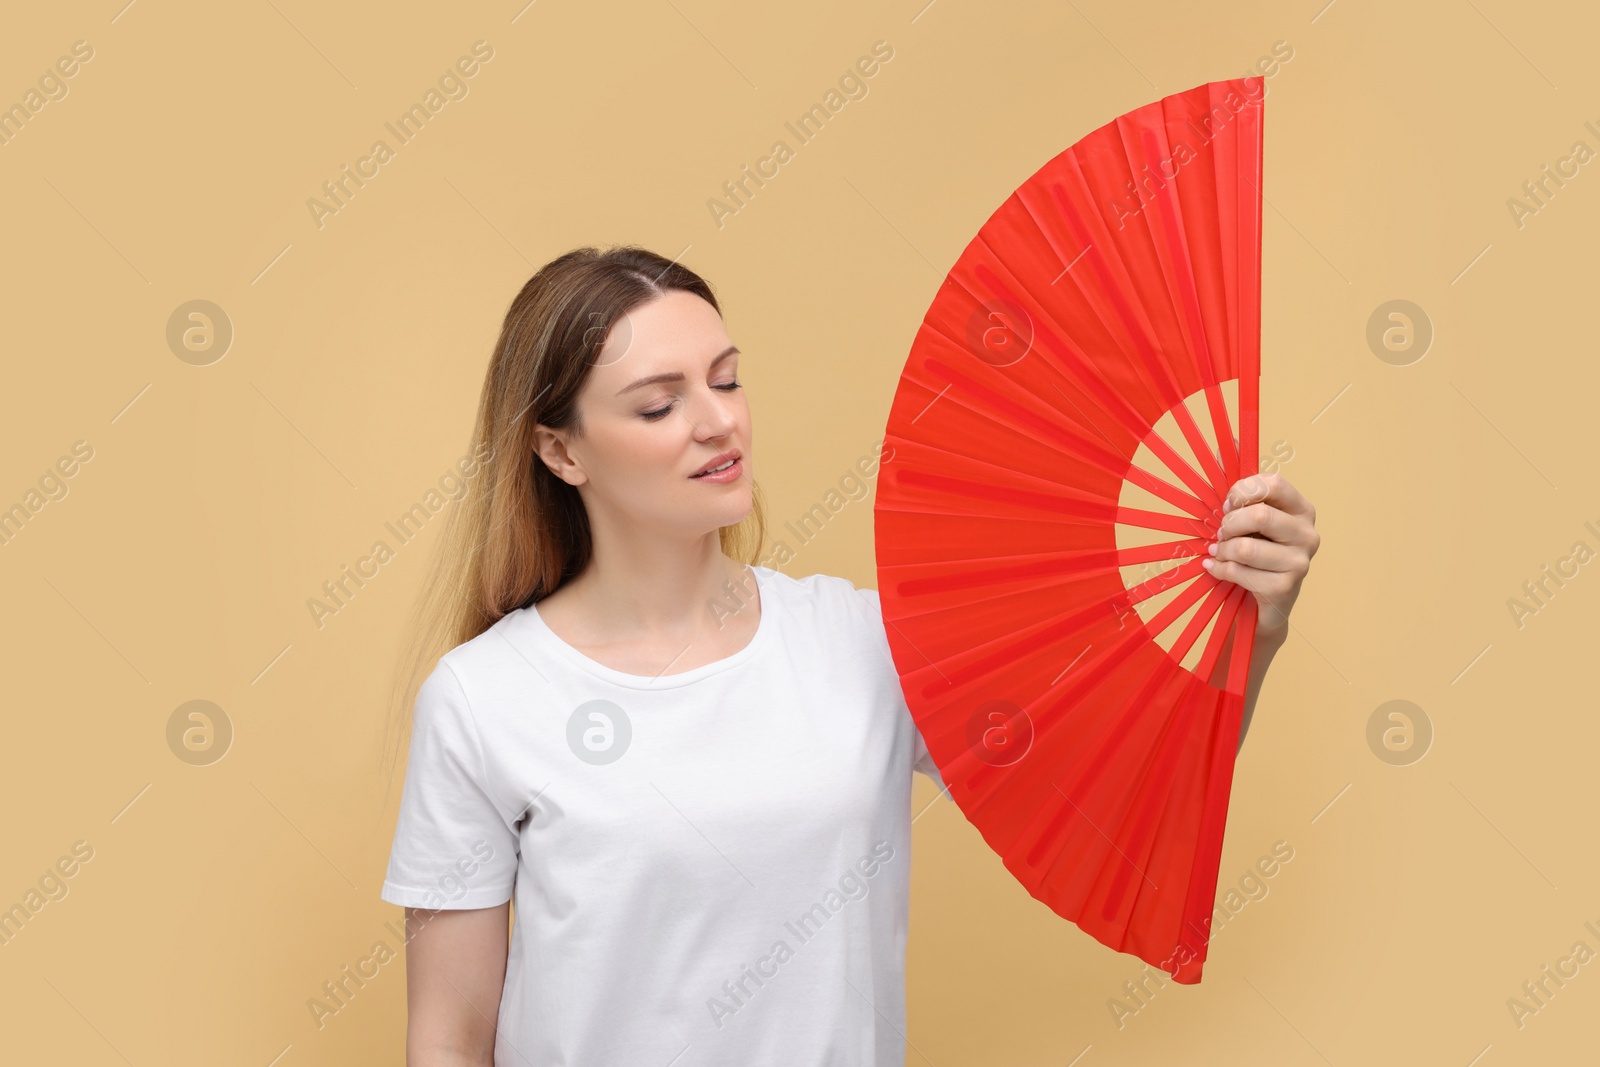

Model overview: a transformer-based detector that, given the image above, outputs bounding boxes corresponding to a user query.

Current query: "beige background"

[1,0,1595,1063]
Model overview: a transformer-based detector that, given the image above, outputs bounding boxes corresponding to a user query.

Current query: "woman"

[378,245,1318,1066]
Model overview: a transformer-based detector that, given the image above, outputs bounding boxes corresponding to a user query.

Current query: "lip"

[690,449,742,478]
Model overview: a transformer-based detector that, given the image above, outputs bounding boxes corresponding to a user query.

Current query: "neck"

[564,527,755,641]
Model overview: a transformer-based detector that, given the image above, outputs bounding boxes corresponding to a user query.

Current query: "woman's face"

[538,289,753,539]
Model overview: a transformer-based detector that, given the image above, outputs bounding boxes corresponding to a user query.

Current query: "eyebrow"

[617,345,740,396]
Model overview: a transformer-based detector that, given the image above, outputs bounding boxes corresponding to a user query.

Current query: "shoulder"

[757,567,887,652]
[421,608,549,719]
[756,565,874,617]
[434,613,520,678]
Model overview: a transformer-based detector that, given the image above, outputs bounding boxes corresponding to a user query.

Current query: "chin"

[705,493,754,530]
[716,495,754,526]
[659,490,752,536]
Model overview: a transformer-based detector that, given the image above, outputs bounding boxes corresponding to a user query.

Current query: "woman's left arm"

[1200,472,1321,754]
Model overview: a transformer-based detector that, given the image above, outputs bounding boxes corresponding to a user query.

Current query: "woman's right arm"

[404,902,511,1066]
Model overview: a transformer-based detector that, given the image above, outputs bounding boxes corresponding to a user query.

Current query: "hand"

[1202,472,1319,646]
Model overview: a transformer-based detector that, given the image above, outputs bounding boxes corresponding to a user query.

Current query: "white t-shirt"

[381,565,944,1066]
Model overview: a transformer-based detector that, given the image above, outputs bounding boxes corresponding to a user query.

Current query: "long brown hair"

[379,245,767,796]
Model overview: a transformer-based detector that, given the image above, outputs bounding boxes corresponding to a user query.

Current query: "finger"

[1217,501,1317,549]
[1205,558,1298,630]
[1202,555,1300,608]
[1222,473,1315,523]
[1209,534,1304,573]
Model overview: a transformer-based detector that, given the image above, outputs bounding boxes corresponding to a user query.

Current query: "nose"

[692,383,740,440]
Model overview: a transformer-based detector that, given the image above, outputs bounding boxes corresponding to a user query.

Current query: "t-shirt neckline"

[516,564,777,690]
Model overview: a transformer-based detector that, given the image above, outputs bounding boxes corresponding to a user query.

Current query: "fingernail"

[1202,557,1214,569]
[1208,541,1218,556]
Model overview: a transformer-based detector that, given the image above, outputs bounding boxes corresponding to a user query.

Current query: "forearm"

[1204,622,1284,755]
[1234,628,1283,754]
[1199,470,1317,755]
[404,905,508,1067]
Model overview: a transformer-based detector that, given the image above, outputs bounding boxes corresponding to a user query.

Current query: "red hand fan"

[874,77,1263,984]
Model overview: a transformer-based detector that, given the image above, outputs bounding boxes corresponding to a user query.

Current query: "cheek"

[600,421,688,483]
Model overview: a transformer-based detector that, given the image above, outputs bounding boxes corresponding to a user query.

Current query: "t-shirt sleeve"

[856,586,948,792]
[380,660,520,910]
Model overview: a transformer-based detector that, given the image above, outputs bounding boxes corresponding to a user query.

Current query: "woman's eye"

[640,381,740,421]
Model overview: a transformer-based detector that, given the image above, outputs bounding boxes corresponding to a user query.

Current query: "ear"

[532,424,588,487]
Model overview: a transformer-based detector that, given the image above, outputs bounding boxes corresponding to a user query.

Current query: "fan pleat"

[902,350,1150,495]
[1110,115,1235,494]
[1048,585,1243,952]
[890,411,1209,521]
